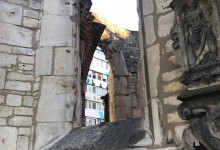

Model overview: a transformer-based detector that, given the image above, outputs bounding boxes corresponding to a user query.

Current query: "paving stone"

[34,122,72,150]
[23,96,34,107]
[158,12,175,37]
[5,81,31,92]
[40,15,73,47]
[0,68,6,89]
[155,0,173,13]
[163,81,186,93]
[0,44,12,53]
[146,44,160,98]
[6,94,22,106]
[23,17,38,28]
[36,76,76,122]
[0,53,17,67]
[163,95,182,105]
[23,9,39,19]
[167,112,184,123]
[0,106,13,117]
[144,15,156,46]
[142,0,154,16]
[18,55,34,64]
[54,47,77,75]
[0,1,22,25]
[0,22,33,47]
[35,47,52,76]
[0,127,18,150]
[17,136,29,150]
[0,118,6,125]
[19,64,33,71]
[162,68,182,82]
[13,47,35,56]
[14,107,33,116]
[9,116,32,126]
[7,72,34,81]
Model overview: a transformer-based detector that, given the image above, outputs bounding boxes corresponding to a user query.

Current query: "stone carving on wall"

[170,0,220,86]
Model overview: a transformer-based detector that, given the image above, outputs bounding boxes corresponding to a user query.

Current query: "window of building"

[88,101,92,109]
[92,102,96,109]
[98,73,102,80]
[85,100,87,108]
[93,95,96,100]
[92,86,96,94]
[87,85,92,93]
[88,70,92,77]
[103,75,107,82]
[97,87,102,96]
[97,103,101,110]
[93,72,97,79]
[92,118,96,125]
[106,62,108,69]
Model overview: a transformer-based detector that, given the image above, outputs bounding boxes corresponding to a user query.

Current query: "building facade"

[85,48,109,126]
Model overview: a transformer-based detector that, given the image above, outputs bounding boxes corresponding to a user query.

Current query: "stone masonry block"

[40,15,73,47]
[0,1,22,25]
[17,136,29,150]
[54,47,77,75]
[0,44,12,53]
[5,81,31,92]
[155,0,173,13]
[23,17,38,28]
[6,94,22,106]
[4,0,28,6]
[114,77,129,96]
[35,47,52,76]
[158,12,175,37]
[7,72,34,81]
[23,96,34,107]
[0,22,33,47]
[144,15,156,46]
[0,118,6,125]
[0,95,4,104]
[19,128,31,136]
[29,0,41,10]
[0,106,13,117]
[163,95,182,106]
[9,116,32,126]
[19,64,33,71]
[18,55,34,64]
[0,53,17,67]
[162,68,182,82]
[167,112,184,123]
[23,9,39,19]
[13,47,35,56]
[0,68,6,89]
[14,107,33,116]
[163,81,186,93]
[142,0,154,16]
[146,44,160,98]
[0,127,18,150]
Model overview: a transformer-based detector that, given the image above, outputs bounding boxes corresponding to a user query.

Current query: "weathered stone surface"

[48,118,152,150]
[34,82,40,91]
[54,47,76,75]
[0,44,12,53]
[40,15,73,47]
[162,68,182,82]
[0,1,22,25]
[14,107,33,116]
[13,47,35,56]
[114,77,129,96]
[163,95,182,105]
[9,116,32,126]
[5,81,31,91]
[0,22,33,47]
[43,0,76,16]
[158,12,175,37]
[23,17,38,28]
[0,106,13,117]
[144,16,156,45]
[17,136,29,150]
[29,0,41,10]
[4,0,28,6]
[142,0,154,16]
[18,55,34,64]
[0,53,17,67]
[23,9,38,19]
[35,47,52,76]
[34,122,72,150]
[19,64,33,71]
[19,128,31,136]
[155,0,173,13]
[6,94,22,106]
[0,95,4,104]
[146,44,160,98]
[165,40,173,53]
[0,68,6,89]
[0,127,18,150]
[163,81,186,93]
[167,112,184,123]
[36,76,76,122]
[168,55,179,66]
[174,124,189,145]
[23,96,34,107]
[7,72,34,81]
[0,118,6,125]
[111,52,128,76]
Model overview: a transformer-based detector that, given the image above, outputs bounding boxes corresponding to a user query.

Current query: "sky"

[91,0,139,31]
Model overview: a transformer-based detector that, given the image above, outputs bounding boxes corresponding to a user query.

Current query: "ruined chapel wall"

[0,0,81,150]
[138,0,189,146]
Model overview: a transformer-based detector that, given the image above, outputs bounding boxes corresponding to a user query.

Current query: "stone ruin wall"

[138,0,220,147]
[0,0,81,149]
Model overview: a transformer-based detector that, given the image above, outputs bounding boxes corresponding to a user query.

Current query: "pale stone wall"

[138,0,188,147]
[0,0,80,150]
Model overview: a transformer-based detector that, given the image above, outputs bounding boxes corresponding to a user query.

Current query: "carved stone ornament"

[170,0,220,86]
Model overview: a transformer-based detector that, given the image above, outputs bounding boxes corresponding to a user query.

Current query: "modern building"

[85,47,109,126]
